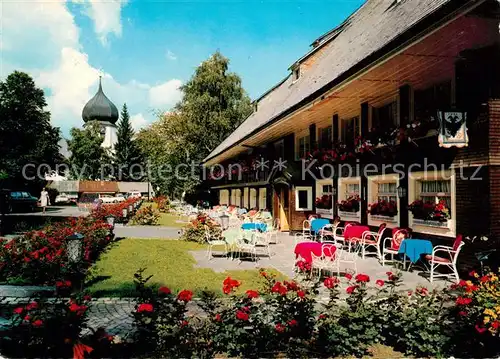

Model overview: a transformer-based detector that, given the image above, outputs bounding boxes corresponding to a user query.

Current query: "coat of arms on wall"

[437,110,468,148]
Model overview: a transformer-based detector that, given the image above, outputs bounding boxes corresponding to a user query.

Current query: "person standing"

[39,188,50,214]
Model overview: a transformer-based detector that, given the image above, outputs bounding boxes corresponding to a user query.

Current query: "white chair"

[234,232,258,263]
[381,228,410,266]
[335,243,360,276]
[359,223,387,259]
[294,219,313,245]
[425,235,464,283]
[335,222,357,250]
[205,226,228,260]
[253,231,272,259]
[267,218,280,244]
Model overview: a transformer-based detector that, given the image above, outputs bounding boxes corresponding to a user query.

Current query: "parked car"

[55,194,72,204]
[127,191,142,198]
[7,191,39,212]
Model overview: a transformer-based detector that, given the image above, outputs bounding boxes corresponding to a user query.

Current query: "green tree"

[67,122,110,180]
[0,71,62,184]
[138,52,252,197]
[114,103,143,181]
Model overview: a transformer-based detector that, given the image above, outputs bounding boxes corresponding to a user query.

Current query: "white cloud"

[130,113,148,131]
[166,50,177,61]
[149,79,183,108]
[81,0,128,45]
[1,0,183,136]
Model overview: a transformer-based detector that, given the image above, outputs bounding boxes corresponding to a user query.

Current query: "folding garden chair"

[425,234,464,283]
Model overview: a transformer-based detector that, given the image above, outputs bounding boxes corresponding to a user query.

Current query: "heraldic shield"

[437,110,469,148]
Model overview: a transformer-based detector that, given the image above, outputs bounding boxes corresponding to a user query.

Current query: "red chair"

[359,223,387,259]
[381,228,411,266]
[425,234,464,283]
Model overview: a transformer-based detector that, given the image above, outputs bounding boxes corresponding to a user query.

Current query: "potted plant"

[408,199,450,227]
[338,195,361,220]
[368,199,398,222]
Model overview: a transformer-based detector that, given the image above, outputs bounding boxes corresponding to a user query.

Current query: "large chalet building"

[203,0,500,255]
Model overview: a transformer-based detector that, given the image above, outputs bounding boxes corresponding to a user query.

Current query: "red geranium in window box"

[368,199,398,217]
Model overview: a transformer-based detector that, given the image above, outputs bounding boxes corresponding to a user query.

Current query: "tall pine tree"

[114,103,143,181]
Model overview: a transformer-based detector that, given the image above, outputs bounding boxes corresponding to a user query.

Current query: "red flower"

[177,290,193,302]
[475,325,487,334]
[376,280,384,287]
[386,272,397,281]
[56,280,71,288]
[223,277,241,294]
[137,303,154,313]
[297,290,305,298]
[469,270,477,278]
[271,282,288,296]
[83,295,92,301]
[458,311,468,317]
[355,274,370,283]
[492,321,500,329]
[275,323,285,333]
[346,285,358,294]
[181,320,189,327]
[416,287,428,296]
[345,273,353,280]
[13,307,23,314]
[26,302,38,311]
[215,313,222,322]
[288,319,298,327]
[246,290,259,299]
[24,315,31,321]
[480,275,489,283]
[324,277,339,289]
[158,286,171,295]
[69,303,88,315]
[32,319,43,327]
[260,271,268,277]
[236,310,249,321]
[456,297,472,306]
[318,314,327,320]
[284,280,299,291]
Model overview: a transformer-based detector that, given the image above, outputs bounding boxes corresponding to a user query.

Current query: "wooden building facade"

[203,0,500,256]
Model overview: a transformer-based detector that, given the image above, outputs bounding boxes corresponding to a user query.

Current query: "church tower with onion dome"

[82,76,119,151]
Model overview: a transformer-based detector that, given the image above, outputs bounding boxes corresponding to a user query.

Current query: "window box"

[370,214,398,223]
[316,208,334,218]
[338,210,361,220]
[412,218,449,228]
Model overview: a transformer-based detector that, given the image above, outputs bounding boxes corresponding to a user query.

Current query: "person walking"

[39,188,50,214]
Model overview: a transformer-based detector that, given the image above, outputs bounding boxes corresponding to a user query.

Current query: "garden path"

[113,224,182,239]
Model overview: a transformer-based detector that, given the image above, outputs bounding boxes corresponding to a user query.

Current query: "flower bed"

[0,217,113,286]
[91,198,141,224]
[2,270,500,358]
[179,213,222,244]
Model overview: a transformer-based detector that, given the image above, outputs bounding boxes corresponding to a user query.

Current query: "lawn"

[140,201,189,227]
[87,239,286,297]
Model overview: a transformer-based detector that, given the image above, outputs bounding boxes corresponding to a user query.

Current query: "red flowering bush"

[0,293,95,358]
[408,199,450,222]
[368,199,398,217]
[130,205,160,225]
[0,216,113,286]
[91,197,140,223]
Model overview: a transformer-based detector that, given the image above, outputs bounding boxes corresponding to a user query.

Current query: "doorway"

[275,185,290,231]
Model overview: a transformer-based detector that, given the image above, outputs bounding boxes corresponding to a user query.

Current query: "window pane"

[298,190,309,209]
[347,183,359,194]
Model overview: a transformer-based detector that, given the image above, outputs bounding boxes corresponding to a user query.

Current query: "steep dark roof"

[205,0,475,163]
[82,77,119,124]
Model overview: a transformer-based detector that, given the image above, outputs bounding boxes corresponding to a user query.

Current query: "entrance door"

[276,185,290,231]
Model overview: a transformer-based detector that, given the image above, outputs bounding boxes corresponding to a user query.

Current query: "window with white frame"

[258,188,267,210]
[295,186,313,211]
[341,117,360,143]
[377,182,397,203]
[345,183,360,197]
[296,135,310,159]
[318,126,333,149]
[418,179,452,217]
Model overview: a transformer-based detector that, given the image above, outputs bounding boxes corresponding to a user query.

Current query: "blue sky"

[2,0,364,136]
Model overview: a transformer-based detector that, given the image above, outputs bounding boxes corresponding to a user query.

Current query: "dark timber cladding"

[203,0,500,274]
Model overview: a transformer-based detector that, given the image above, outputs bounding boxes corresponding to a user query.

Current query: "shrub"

[153,196,170,213]
[0,292,95,358]
[0,217,113,285]
[180,214,221,244]
[130,205,160,225]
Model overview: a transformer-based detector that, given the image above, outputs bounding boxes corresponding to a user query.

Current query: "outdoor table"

[241,222,267,232]
[310,218,330,235]
[294,241,337,264]
[398,239,433,270]
[343,225,370,240]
